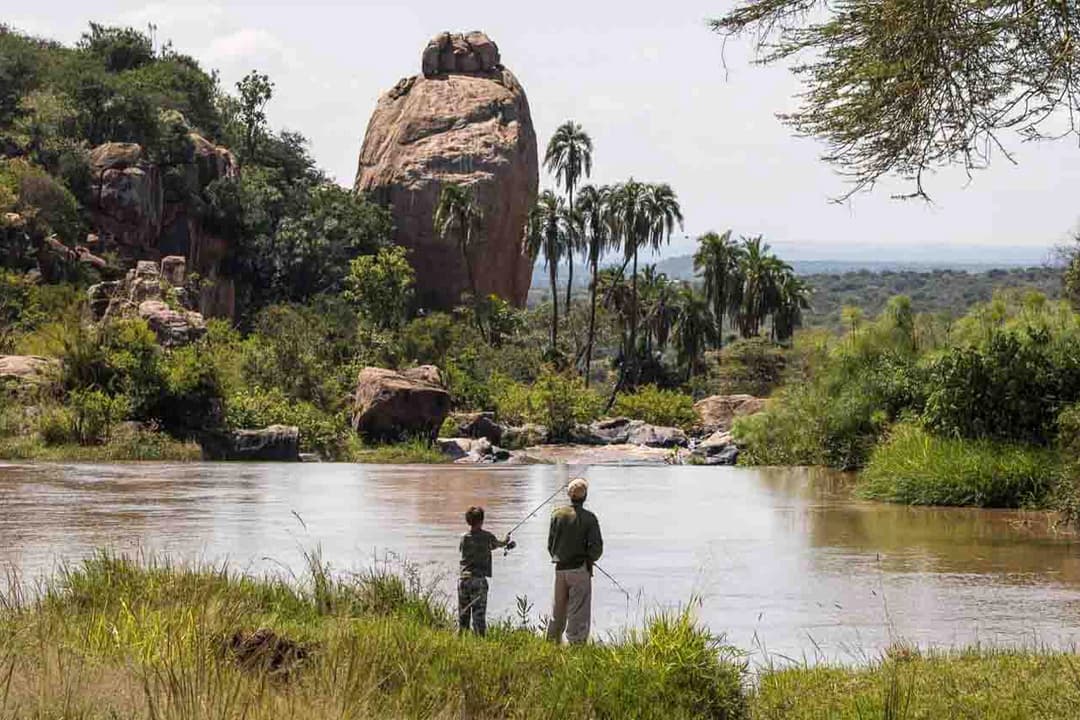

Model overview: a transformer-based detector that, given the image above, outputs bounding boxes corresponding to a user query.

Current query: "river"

[1,461,1078,662]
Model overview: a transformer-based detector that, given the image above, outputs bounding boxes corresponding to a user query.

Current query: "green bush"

[709,338,787,396]
[613,385,697,429]
[67,389,128,445]
[35,404,76,445]
[492,368,603,439]
[859,423,1060,507]
[156,344,224,435]
[226,387,348,458]
[922,328,1080,445]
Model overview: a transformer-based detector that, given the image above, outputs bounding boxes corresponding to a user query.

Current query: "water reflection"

[0,461,1078,662]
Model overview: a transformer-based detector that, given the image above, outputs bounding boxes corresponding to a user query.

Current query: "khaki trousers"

[546,566,592,644]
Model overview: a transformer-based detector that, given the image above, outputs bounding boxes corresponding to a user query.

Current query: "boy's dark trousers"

[458,576,489,635]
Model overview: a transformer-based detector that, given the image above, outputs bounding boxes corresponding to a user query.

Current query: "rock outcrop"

[352,365,451,442]
[88,257,207,347]
[692,430,740,465]
[88,135,238,318]
[201,425,301,462]
[355,31,538,310]
[0,355,58,391]
[569,418,689,448]
[445,411,505,444]
[694,395,767,434]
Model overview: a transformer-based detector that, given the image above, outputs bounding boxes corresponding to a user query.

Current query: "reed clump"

[859,423,1061,507]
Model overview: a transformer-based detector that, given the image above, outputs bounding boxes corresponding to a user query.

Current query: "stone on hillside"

[201,425,300,461]
[0,355,58,389]
[352,365,451,442]
[627,424,689,448]
[138,300,207,347]
[355,32,537,310]
[694,394,767,434]
[161,255,186,286]
[87,281,121,320]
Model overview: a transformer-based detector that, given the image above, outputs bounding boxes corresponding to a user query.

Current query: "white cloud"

[205,28,283,63]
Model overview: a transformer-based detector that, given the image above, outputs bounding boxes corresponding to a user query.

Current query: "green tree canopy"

[711,0,1080,198]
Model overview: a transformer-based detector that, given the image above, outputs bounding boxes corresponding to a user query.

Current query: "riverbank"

[6,554,1080,719]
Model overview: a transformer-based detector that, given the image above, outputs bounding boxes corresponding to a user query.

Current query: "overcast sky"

[10,0,1078,262]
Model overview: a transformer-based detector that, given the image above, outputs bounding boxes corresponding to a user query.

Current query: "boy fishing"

[458,506,516,636]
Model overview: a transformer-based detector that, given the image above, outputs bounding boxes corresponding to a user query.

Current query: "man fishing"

[545,477,603,644]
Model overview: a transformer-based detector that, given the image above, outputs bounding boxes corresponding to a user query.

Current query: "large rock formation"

[352,365,452,442]
[88,257,207,347]
[88,134,238,318]
[355,31,538,309]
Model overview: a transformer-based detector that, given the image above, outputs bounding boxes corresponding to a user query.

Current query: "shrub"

[155,344,224,436]
[35,404,76,445]
[226,387,348,458]
[859,423,1060,507]
[0,158,83,243]
[922,327,1080,445]
[67,389,128,445]
[492,368,603,439]
[613,385,697,429]
[709,338,787,396]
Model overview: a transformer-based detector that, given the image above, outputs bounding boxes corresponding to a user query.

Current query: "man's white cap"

[568,477,588,501]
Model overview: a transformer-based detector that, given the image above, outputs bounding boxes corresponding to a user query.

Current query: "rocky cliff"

[88,134,238,319]
[354,32,538,310]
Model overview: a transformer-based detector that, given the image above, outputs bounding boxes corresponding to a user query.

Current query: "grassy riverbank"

[754,648,1080,718]
[1,553,745,719]
[5,554,1080,718]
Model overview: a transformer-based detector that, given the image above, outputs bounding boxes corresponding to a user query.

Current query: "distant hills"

[530,254,1059,290]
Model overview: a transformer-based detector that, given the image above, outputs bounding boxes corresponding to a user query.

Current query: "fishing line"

[504,470,573,539]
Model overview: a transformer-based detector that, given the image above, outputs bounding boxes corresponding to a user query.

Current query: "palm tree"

[639,266,678,356]
[525,190,568,355]
[673,284,716,380]
[544,121,593,310]
[576,184,613,386]
[608,180,682,390]
[434,183,484,304]
[693,230,742,348]
[773,272,811,343]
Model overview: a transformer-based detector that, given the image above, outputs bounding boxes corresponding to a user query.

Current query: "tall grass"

[0,551,747,719]
[752,648,1080,719]
[859,423,1060,507]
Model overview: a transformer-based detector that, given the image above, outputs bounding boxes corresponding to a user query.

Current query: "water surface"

[1,462,1078,662]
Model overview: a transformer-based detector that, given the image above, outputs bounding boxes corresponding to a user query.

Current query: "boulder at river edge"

[352,365,451,442]
[354,31,538,310]
[201,425,301,461]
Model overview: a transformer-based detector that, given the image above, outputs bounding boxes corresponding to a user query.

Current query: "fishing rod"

[504,478,572,539]
[593,562,632,600]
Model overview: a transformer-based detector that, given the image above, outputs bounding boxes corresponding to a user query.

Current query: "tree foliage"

[710,0,1080,198]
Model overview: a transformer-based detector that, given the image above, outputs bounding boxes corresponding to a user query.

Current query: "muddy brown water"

[1,461,1078,662]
